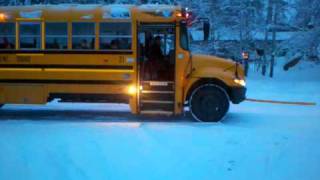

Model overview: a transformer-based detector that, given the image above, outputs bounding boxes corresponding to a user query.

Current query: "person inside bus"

[80,39,90,49]
[145,32,153,59]
[33,38,38,49]
[142,33,155,80]
[51,38,60,49]
[110,39,119,50]
[148,36,165,80]
[1,37,13,49]
[90,39,95,49]
[150,36,164,61]
[119,38,129,49]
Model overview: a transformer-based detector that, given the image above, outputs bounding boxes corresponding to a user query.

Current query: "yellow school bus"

[0,4,246,122]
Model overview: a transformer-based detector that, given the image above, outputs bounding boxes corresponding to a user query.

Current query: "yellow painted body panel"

[1,84,46,104]
[0,84,132,102]
[183,54,245,101]
[0,53,137,112]
[174,24,190,114]
[192,54,244,86]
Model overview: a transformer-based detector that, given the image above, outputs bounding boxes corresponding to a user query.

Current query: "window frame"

[45,22,69,50]
[71,22,96,50]
[19,21,42,50]
[7,20,135,52]
[99,21,133,51]
[0,22,16,50]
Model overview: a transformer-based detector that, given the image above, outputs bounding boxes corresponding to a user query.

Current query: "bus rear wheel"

[189,84,230,122]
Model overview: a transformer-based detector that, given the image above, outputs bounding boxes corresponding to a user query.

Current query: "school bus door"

[137,23,177,115]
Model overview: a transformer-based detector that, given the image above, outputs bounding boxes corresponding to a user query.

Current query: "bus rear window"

[72,23,95,50]
[100,22,132,50]
[20,22,41,49]
[0,23,15,49]
[46,23,68,50]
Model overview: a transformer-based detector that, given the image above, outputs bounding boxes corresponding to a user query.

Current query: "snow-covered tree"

[282,0,320,61]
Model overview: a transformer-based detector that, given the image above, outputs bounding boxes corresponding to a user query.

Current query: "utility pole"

[263,0,274,76]
[239,2,245,64]
[270,2,279,78]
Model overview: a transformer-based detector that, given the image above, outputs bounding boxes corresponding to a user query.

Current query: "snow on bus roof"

[20,10,42,18]
[137,4,178,18]
[138,4,178,11]
[73,4,100,10]
[47,4,100,11]
[102,4,132,19]
[0,4,180,20]
[46,4,71,11]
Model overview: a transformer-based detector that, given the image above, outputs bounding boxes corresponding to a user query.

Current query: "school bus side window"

[100,22,132,50]
[20,22,41,49]
[0,23,15,49]
[72,22,95,50]
[46,23,68,50]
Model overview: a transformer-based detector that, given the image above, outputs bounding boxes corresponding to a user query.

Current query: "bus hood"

[190,54,245,86]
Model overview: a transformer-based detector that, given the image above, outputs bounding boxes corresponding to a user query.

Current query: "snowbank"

[247,58,320,103]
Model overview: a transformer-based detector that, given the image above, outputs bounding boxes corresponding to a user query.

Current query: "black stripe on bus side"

[0,50,133,55]
[0,79,132,85]
[0,64,134,70]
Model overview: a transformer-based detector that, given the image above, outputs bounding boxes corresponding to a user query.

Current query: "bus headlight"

[234,79,246,86]
[0,13,7,21]
[128,85,137,95]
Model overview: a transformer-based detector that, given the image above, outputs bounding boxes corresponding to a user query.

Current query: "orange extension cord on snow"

[246,98,317,106]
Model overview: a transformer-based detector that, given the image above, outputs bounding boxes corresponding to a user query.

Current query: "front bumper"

[230,86,247,104]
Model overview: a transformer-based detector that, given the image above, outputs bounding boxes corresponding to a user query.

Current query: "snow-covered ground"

[0,59,319,180]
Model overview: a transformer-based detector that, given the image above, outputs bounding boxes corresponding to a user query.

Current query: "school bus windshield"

[180,22,190,51]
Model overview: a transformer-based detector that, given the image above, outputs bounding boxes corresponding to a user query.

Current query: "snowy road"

[0,100,319,180]
[0,62,320,180]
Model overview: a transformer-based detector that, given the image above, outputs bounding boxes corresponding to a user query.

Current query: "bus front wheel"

[189,84,230,122]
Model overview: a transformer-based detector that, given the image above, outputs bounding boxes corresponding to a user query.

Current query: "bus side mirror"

[189,18,210,42]
[256,49,265,56]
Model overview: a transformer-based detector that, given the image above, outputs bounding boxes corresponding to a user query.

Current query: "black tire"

[0,104,3,108]
[189,84,230,122]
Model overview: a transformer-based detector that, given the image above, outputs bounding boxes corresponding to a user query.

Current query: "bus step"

[140,102,174,111]
[140,93,174,101]
[141,100,174,104]
[141,90,174,94]
[141,81,174,86]
[140,110,173,116]
[140,81,174,91]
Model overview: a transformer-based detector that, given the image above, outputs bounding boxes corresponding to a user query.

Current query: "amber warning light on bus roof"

[177,8,195,26]
[177,12,191,19]
[177,8,192,19]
